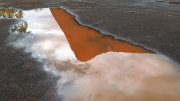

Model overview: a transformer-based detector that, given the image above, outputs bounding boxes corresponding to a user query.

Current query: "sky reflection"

[9,8,180,101]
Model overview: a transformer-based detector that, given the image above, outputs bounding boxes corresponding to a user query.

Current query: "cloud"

[56,52,180,101]
[9,8,180,101]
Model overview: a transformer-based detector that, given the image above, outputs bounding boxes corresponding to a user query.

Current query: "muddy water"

[50,8,153,61]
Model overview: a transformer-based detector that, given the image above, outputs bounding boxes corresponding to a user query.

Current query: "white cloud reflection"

[10,8,180,101]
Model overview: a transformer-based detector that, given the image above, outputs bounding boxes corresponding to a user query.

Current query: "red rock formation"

[50,8,153,61]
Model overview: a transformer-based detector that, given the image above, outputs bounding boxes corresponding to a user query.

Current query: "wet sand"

[50,8,153,61]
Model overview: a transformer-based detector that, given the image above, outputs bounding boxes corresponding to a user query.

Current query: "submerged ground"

[0,0,180,101]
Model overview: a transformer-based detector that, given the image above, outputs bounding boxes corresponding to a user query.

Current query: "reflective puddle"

[5,8,180,101]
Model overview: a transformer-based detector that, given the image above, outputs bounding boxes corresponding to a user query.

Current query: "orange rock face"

[50,8,154,61]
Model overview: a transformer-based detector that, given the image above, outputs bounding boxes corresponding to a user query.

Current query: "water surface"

[3,8,180,101]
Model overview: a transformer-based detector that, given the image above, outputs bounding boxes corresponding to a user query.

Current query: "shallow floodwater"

[6,8,180,101]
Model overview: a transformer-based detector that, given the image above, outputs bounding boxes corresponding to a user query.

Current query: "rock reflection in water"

[9,8,180,101]
[0,8,23,19]
[50,8,154,62]
[10,21,28,34]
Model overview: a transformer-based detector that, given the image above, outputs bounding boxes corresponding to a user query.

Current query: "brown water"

[50,8,153,61]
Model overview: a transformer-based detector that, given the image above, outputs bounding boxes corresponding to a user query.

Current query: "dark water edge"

[0,20,61,101]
